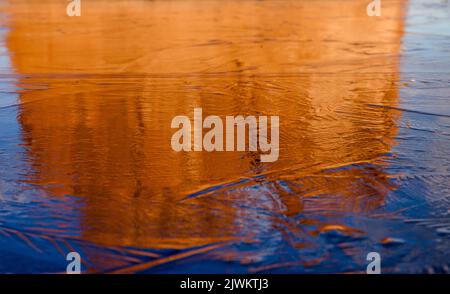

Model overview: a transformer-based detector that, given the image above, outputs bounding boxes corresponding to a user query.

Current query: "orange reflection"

[2,0,405,254]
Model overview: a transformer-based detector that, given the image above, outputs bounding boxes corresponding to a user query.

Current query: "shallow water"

[0,0,449,273]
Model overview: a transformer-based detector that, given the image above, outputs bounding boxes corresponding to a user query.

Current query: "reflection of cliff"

[4,0,404,249]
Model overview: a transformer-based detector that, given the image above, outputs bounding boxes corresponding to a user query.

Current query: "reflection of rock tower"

[3,0,405,251]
